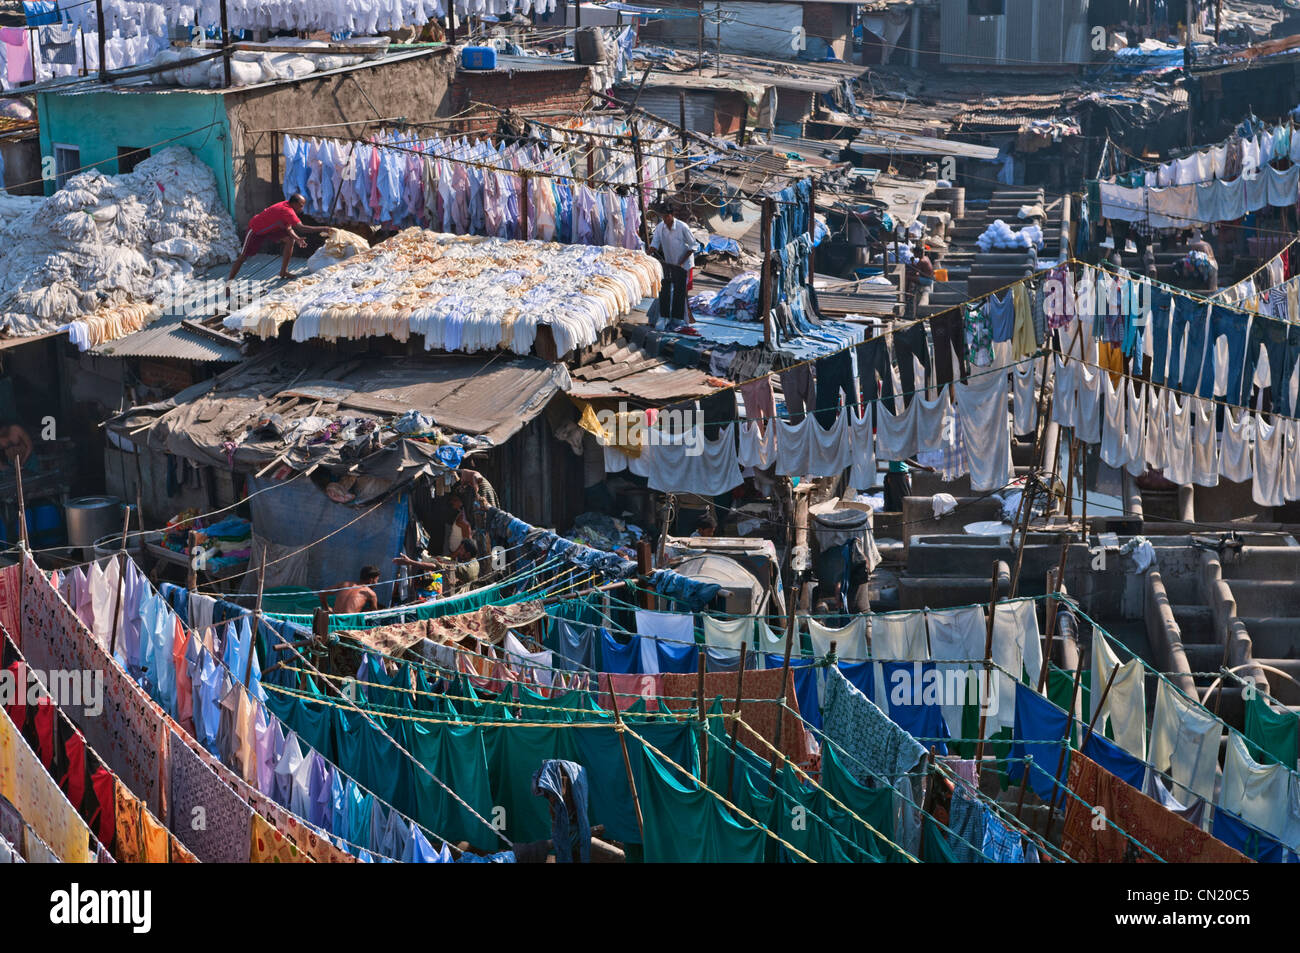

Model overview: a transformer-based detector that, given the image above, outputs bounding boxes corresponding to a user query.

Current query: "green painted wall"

[35,89,234,215]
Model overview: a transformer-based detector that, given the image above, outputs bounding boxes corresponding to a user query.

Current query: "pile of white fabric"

[975,219,1044,253]
[0,146,239,342]
[147,38,389,89]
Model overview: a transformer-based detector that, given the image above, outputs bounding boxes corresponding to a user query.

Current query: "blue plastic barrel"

[460,46,497,70]
[26,503,65,549]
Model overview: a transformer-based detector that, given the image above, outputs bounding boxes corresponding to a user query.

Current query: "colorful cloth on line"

[981,813,1025,863]
[250,812,313,863]
[820,666,925,788]
[1060,751,1250,863]
[20,554,167,816]
[0,706,92,862]
[167,728,252,863]
[0,563,20,649]
[661,667,810,765]
[114,779,169,863]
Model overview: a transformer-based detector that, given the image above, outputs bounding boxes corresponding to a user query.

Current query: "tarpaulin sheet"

[247,475,408,607]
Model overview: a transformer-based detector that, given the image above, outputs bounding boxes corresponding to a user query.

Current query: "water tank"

[65,496,122,551]
[460,46,497,70]
[574,28,606,65]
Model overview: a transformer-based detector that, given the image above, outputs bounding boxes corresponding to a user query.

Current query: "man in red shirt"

[227,193,331,281]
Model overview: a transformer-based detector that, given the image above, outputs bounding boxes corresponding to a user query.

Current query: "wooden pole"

[973,561,1000,778]
[1038,537,1070,692]
[1064,437,1076,522]
[12,450,26,549]
[106,505,130,657]
[219,0,232,88]
[1044,662,1114,838]
[630,123,648,247]
[760,197,774,347]
[95,0,107,83]
[678,91,688,152]
[696,651,708,783]
[243,542,266,686]
[697,0,704,73]
[1080,441,1088,539]
[608,690,645,842]
[1010,345,1055,596]
[725,644,748,805]
[519,171,530,239]
[767,558,799,790]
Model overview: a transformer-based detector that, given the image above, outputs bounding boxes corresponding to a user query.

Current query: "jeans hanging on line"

[1149,289,1174,387]
[930,311,968,388]
[1167,298,1208,395]
[1198,306,1249,405]
[1243,318,1300,414]
[856,336,895,410]
[892,323,931,407]
[814,349,858,428]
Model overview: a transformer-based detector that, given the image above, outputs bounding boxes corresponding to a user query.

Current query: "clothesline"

[77,555,468,858]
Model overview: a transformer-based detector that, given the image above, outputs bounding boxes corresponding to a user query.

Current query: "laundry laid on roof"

[222,228,660,357]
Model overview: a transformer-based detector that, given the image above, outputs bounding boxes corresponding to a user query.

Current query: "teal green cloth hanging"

[920,814,958,862]
[1243,694,1300,767]
[638,744,767,863]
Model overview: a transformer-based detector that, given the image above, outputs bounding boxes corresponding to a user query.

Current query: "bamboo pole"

[12,449,26,549]
[725,644,749,806]
[1044,662,1114,839]
[107,506,131,657]
[973,561,1000,778]
[243,542,266,686]
[608,691,646,843]
[696,651,708,783]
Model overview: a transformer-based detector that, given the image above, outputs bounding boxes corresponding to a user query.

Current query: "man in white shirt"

[650,206,696,325]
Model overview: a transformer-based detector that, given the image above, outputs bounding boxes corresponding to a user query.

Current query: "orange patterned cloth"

[1061,751,1252,863]
[660,668,810,764]
[250,813,313,863]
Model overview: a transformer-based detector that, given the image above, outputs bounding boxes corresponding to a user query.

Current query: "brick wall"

[449,66,593,135]
[801,3,850,59]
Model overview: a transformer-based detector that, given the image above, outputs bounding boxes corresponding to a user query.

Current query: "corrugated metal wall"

[942,0,1090,66]
[939,0,1004,65]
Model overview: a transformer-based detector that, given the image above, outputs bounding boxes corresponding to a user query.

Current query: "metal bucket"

[65,496,122,550]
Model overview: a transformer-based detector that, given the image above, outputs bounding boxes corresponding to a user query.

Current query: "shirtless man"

[321,565,380,614]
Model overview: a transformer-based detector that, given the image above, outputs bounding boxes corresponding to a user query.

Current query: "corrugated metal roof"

[94,254,287,362]
[851,128,1000,160]
[477,54,590,73]
[568,339,722,401]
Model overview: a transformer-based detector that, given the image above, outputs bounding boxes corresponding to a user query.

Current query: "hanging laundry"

[644,424,743,498]
[986,599,1042,737]
[1061,751,1247,863]
[774,407,853,478]
[1148,679,1224,804]
[955,370,1013,492]
[1220,733,1300,850]
[925,605,986,741]
[1091,632,1147,761]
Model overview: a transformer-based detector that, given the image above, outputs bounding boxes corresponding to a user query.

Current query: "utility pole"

[697,0,704,74]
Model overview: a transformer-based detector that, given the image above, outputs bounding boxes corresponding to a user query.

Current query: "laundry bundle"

[0,146,239,346]
[223,228,661,356]
[689,272,761,321]
[975,219,1044,252]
